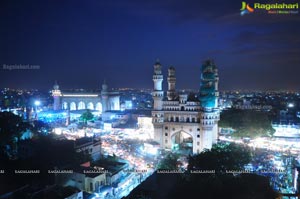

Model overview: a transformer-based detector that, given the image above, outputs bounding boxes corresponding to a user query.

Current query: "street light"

[34,100,41,106]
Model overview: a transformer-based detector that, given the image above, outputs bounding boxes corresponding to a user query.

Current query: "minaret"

[199,60,220,148]
[199,60,217,109]
[152,59,164,146]
[212,64,220,144]
[167,66,176,100]
[152,59,164,110]
[214,66,219,108]
[101,80,109,113]
[52,81,61,110]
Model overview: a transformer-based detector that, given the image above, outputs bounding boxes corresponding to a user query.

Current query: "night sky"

[0,0,299,91]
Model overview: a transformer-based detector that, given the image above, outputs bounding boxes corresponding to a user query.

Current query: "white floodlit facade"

[151,60,220,154]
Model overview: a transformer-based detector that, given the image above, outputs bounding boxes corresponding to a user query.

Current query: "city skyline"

[0,0,299,90]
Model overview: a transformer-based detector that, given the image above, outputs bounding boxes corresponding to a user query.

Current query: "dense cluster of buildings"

[2,60,300,198]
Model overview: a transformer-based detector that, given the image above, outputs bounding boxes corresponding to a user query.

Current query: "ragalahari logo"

[240,2,255,15]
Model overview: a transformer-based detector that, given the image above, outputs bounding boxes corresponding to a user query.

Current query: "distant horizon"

[1,86,300,93]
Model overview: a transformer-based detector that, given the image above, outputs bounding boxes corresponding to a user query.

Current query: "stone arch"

[111,102,115,110]
[62,102,68,110]
[87,102,94,110]
[171,130,193,154]
[96,102,102,113]
[78,101,86,110]
[70,102,76,110]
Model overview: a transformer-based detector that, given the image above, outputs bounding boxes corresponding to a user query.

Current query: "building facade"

[56,166,106,193]
[74,137,102,161]
[152,60,220,154]
[52,81,120,113]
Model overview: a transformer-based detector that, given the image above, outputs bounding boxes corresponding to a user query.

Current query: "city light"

[63,94,99,97]
[91,193,100,199]
[54,128,62,135]
[34,100,41,106]
[143,143,159,155]
[1,0,300,197]
[148,147,158,155]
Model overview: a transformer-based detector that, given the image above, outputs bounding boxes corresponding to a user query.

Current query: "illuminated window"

[87,102,94,110]
[96,102,102,113]
[62,102,68,110]
[78,101,86,110]
[70,102,76,110]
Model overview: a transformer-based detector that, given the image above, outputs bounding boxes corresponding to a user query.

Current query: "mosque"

[51,81,120,113]
[151,59,220,154]
[50,59,219,154]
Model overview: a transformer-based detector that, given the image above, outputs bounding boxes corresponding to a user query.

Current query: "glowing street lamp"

[34,100,41,106]
[287,103,294,108]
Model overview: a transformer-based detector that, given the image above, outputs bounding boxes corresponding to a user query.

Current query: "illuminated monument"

[152,60,219,154]
[52,80,120,112]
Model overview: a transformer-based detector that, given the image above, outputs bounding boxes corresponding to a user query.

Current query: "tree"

[188,143,252,174]
[126,143,279,199]
[80,109,94,125]
[168,143,279,199]
[157,153,179,170]
[0,111,32,157]
[32,120,51,135]
[219,109,275,138]
[169,172,279,199]
[33,135,92,167]
[0,135,93,194]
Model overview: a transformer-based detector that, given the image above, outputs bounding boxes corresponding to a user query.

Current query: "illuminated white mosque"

[51,80,120,113]
[151,60,220,154]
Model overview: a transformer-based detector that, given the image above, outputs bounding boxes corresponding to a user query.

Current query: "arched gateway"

[151,60,220,154]
[171,130,193,155]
